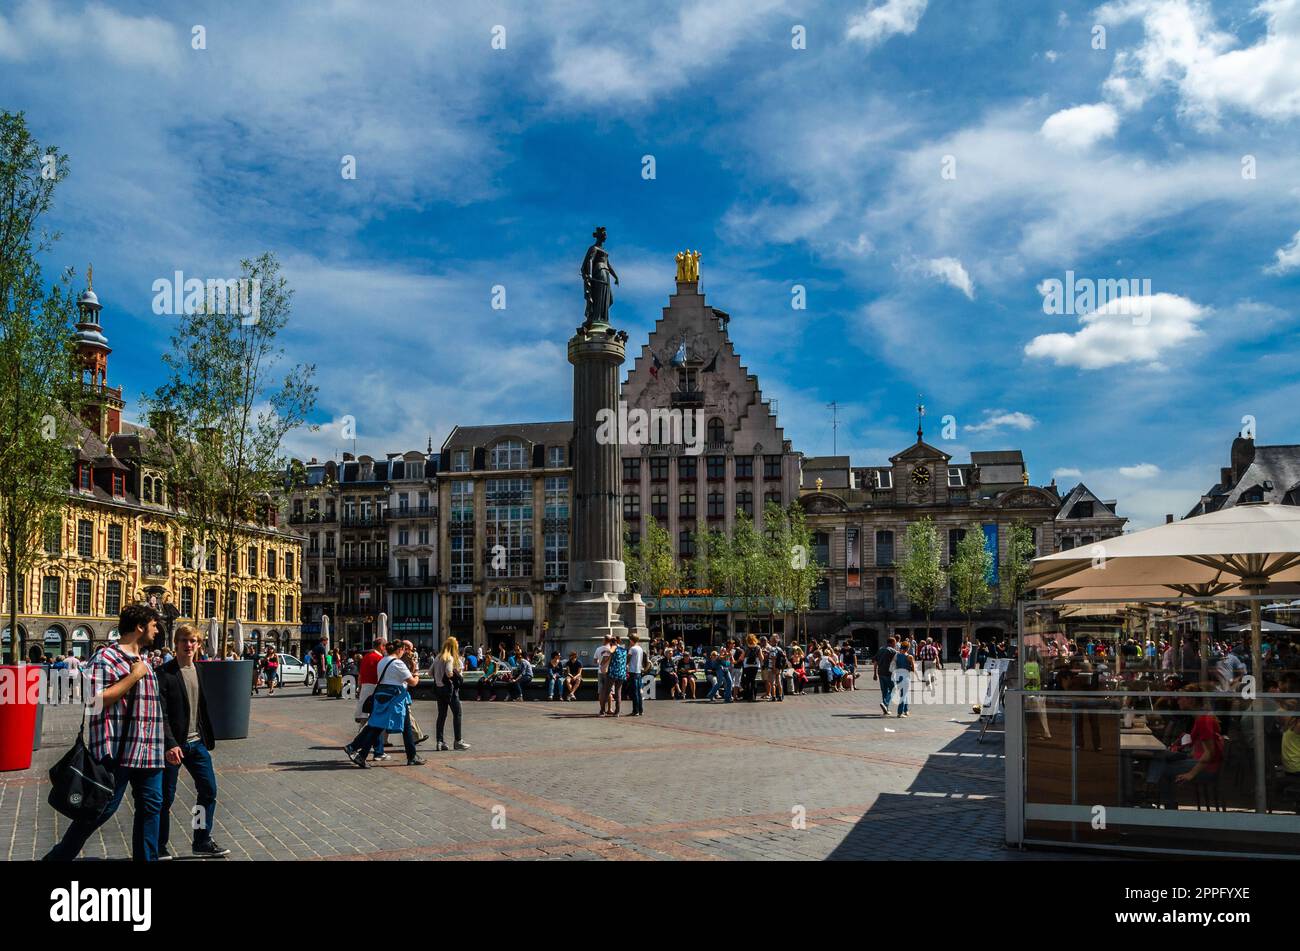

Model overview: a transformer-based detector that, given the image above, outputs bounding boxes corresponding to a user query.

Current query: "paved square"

[4,685,1039,861]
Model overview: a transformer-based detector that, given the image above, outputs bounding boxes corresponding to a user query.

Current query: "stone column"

[557,324,647,658]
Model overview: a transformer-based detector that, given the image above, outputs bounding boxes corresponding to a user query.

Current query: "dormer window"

[111,472,124,497]
[78,464,92,491]
[947,469,964,488]
[874,470,892,490]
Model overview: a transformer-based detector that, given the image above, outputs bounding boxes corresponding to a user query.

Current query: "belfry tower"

[73,266,124,441]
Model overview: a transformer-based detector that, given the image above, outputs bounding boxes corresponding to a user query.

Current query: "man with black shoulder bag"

[44,604,167,862]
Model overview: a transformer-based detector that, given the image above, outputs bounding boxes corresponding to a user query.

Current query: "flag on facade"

[650,352,662,379]
[672,342,687,365]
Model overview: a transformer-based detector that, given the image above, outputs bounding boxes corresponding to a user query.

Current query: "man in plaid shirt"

[919,638,942,694]
[44,604,167,862]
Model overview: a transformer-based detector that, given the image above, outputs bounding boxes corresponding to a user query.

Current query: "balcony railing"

[388,575,438,588]
[671,389,705,408]
[141,563,168,578]
[386,506,435,521]
[340,514,384,528]
[340,557,387,570]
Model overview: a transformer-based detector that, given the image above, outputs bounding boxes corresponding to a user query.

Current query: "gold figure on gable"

[675,250,701,282]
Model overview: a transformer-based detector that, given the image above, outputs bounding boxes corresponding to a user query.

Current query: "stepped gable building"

[1186,433,1300,516]
[1,274,303,659]
[437,422,574,652]
[796,417,1126,658]
[619,259,801,558]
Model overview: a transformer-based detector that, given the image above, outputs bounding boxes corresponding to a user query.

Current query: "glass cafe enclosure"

[1005,596,1300,858]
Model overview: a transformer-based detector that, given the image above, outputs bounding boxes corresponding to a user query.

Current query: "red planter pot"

[0,665,43,771]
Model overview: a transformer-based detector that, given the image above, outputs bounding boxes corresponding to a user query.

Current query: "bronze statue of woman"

[580,226,619,328]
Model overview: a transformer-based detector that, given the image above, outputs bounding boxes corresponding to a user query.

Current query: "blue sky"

[3,0,1298,529]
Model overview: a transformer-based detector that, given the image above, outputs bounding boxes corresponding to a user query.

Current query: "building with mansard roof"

[795,420,1126,659]
[437,422,574,652]
[1,274,303,659]
[1186,434,1300,516]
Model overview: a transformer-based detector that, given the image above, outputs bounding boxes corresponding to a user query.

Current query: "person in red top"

[1154,685,1223,809]
[353,637,388,759]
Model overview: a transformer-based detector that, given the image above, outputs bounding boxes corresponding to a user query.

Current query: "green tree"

[0,111,82,663]
[731,512,764,632]
[625,518,678,640]
[951,524,994,648]
[788,503,821,643]
[1000,519,1037,612]
[899,517,946,642]
[149,253,316,655]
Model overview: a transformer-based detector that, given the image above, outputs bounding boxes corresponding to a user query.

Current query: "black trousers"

[352,707,417,761]
[436,686,463,744]
[741,667,758,701]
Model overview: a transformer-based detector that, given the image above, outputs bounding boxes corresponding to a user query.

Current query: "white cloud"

[1053,467,1084,480]
[549,0,786,104]
[921,256,975,299]
[1265,229,1300,274]
[1119,462,1161,479]
[1044,49,1059,62]
[1040,102,1119,149]
[846,0,928,49]
[1097,0,1300,128]
[0,0,180,71]
[967,410,1037,434]
[1023,293,1207,369]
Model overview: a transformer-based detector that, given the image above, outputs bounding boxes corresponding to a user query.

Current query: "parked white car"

[273,653,315,687]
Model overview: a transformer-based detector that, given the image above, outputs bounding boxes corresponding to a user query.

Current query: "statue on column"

[580,226,619,329]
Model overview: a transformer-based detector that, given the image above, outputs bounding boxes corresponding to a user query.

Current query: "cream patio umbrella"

[1029,503,1300,812]
[208,617,220,657]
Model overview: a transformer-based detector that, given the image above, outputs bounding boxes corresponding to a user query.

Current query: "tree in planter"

[950,525,994,653]
[899,517,946,650]
[999,520,1037,646]
[149,253,316,656]
[0,112,82,663]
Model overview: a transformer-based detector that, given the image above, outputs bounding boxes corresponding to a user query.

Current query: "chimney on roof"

[1230,434,1255,483]
[1166,514,1174,524]
[309,457,317,465]
[1221,467,1234,486]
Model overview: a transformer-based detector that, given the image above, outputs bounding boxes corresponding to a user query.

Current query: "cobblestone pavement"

[2,685,1061,861]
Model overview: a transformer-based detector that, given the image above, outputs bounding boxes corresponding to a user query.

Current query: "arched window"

[707,417,725,446]
[141,476,152,502]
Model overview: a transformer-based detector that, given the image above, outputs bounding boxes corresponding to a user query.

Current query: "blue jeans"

[629,673,644,715]
[509,674,532,700]
[44,760,163,862]
[547,672,564,699]
[716,666,734,702]
[878,673,895,708]
[160,741,218,850]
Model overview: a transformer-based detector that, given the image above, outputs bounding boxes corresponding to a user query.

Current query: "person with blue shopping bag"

[344,641,426,767]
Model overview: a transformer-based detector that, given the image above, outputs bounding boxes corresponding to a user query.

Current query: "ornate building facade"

[1,277,304,659]
[797,426,1126,658]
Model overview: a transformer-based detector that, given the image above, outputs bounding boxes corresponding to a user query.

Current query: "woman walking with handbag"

[343,642,425,767]
[433,637,470,751]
